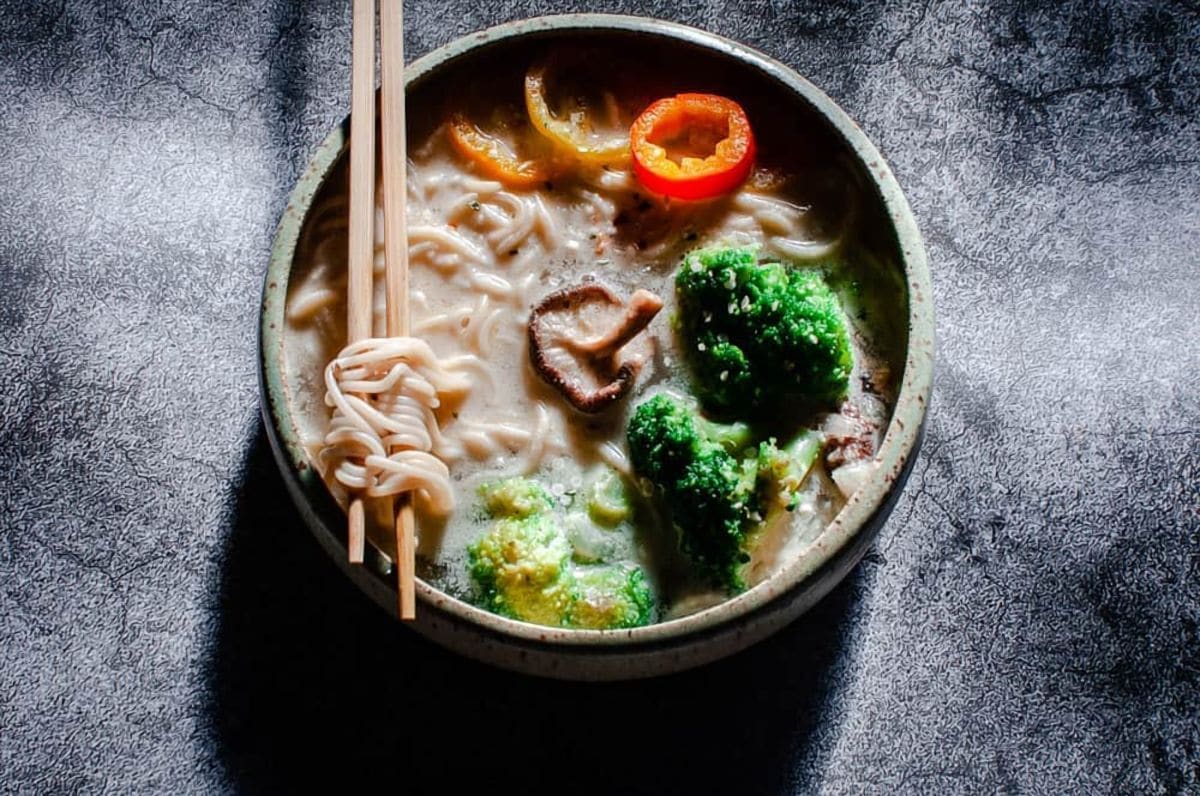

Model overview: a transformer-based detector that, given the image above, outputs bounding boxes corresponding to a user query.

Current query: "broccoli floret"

[585,470,633,527]
[478,477,554,519]
[697,416,754,454]
[569,564,655,629]
[675,247,852,414]
[467,477,656,629]
[627,394,764,590]
[570,469,642,565]
[467,513,575,626]
[625,393,704,486]
[627,396,829,591]
[737,431,825,585]
[757,431,823,511]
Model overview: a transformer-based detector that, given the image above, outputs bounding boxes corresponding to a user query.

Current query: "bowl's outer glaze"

[259,14,934,681]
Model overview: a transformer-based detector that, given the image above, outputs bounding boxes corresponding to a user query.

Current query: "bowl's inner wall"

[278,27,912,616]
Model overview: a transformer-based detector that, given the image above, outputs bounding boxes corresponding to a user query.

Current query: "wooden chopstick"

[345,0,377,565]
[379,0,417,620]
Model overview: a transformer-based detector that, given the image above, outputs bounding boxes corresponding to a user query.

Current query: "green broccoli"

[626,395,826,591]
[675,247,853,414]
[467,477,657,629]
[626,394,763,590]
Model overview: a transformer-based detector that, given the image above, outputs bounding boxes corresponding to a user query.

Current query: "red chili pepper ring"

[629,93,756,201]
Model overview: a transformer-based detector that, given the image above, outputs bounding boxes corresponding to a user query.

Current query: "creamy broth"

[282,47,906,620]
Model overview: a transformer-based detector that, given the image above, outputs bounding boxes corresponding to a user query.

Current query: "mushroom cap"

[528,281,660,413]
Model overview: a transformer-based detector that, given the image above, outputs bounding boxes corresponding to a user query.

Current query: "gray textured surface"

[1,1,1197,793]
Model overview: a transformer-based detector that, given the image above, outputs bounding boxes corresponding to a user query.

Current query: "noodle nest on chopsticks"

[321,336,474,516]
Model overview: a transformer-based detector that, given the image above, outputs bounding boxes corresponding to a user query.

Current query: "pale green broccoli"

[584,469,633,527]
[757,430,824,512]
[478,477,554,519]
[467,477,656,629]
[570,564,655,630]
[467,509,574,627]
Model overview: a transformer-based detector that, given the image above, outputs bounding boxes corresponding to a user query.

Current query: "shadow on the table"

[206,422,859,793]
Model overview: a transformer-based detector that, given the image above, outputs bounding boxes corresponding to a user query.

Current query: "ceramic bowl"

[259,14,934,680]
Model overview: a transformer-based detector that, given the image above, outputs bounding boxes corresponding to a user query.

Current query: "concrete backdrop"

[1,1,1197,792]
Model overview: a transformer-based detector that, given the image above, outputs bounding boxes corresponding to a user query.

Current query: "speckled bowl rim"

[261,14,933,650]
